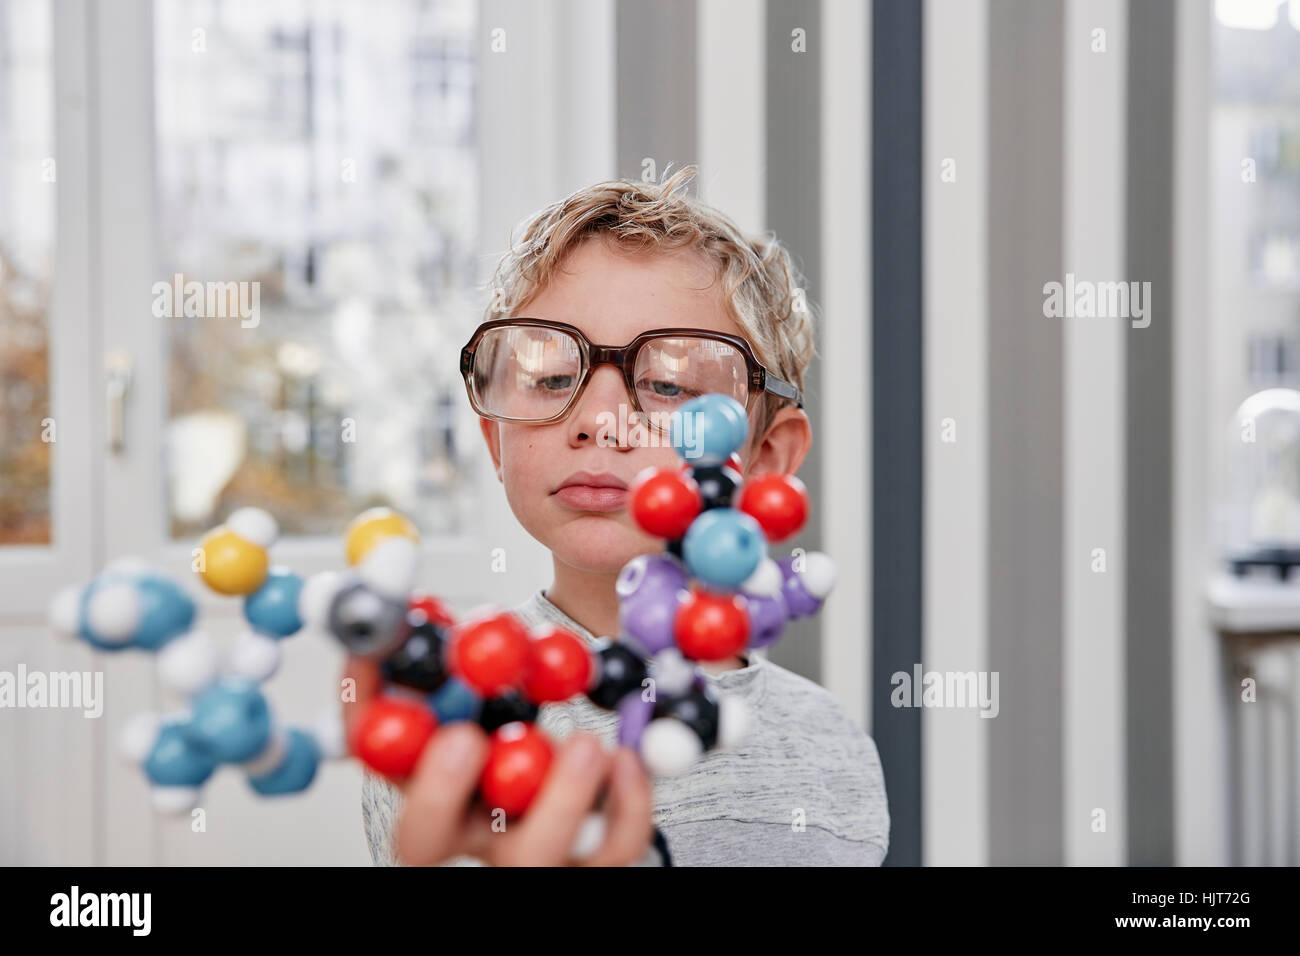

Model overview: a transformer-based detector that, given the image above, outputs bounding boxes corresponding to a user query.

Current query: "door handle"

[106,350,133,454]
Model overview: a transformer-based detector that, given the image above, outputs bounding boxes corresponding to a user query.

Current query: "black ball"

[665,537,685,560]
[380,614,449,693]
[327,580,407,659]
[689,463,742,511]
[586,639,648,710]
[477,691,540,733]
[655,686,720,751]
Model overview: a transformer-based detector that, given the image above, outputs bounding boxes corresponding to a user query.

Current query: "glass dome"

[1225,387,1300,578]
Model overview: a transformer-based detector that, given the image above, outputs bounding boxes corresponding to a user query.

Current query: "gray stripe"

[615,0,696,181]
[1125,0,1176,866]
[763,0,824,687]
[986,0,1066,866]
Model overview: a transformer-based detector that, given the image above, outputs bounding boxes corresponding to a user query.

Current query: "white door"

[0,0,97,866]
[91,0,512,866]
[3,0,594,865]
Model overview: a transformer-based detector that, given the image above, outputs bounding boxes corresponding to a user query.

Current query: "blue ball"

[248,727,321,796]
[682,508,768,590]
[670,394,749,465]
[430,677,481,724]
[244,568,305,638]
[183,677,272,764]
[133,573,197,650]
[144,722,218,787]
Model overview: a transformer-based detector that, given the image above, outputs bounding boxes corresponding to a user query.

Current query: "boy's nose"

[567,366,638,447]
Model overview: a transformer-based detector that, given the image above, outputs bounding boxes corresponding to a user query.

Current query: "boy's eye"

[532,373,575,391]
[639,378,699,400]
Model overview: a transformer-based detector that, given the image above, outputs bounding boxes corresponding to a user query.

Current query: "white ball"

[226,507,279,549]
[310,707,347,760]
[242,725,288,775]
[86,581,141,644]
[649,648,695,698]
[299,571,342,628]
[103,555,151,576]
[615,554,648,598]
[118,712,162,765]
[156,629,219,696]
[639,718,702,777]
[48,585,83,639]
[740,557,783,598]
[799,552,837,599]
[357,536,418,600]
[151,785,201,815]
[569,812,607,861]
[717,695,750,749]
[229,630,282,684]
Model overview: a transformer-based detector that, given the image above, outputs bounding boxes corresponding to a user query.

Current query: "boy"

[352,165,890,866]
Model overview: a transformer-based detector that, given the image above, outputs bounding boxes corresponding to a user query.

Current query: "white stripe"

[1062,0,1128,866]
[819,0,871,730]
[923,0,989,866]
[697,0,764,231]
[1172,0,1230,865]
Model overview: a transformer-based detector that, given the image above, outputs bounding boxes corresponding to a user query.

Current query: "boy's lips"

[553,486,628,512]
[552,471,629,513]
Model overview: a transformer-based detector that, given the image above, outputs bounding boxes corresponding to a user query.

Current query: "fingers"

[340,654,383,746]
[393,722,490,866]
[492,733,611,865]
[579,747,654,866]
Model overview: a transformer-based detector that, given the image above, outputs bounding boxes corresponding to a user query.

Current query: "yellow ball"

[345,508,419,566]
[197,527,269,596]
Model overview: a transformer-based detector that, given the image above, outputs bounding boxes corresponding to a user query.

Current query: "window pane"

[0,0,54,545]
[154,0,480,539]
[1211,6,1300,564]
[1212,8,1300,400]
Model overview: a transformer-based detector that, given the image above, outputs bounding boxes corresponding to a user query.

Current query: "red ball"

[630,467,702,539]
[480,721,554,817]
[447,612,531,696]
[738,473,809,542]
[349,696,438,781]
[674,588,750,661]
[522,627,593,703]
[407,593,456,629]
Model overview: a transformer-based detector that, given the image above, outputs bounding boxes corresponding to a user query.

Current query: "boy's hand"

[343,655,655,866]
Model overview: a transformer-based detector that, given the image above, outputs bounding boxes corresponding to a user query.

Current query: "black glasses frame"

[459,317,803,425]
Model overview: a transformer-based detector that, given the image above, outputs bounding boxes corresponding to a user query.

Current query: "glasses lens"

[633,336,750,419]
[471,325,582,421]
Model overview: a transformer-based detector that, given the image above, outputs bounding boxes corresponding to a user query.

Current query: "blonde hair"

[481,164,818,445]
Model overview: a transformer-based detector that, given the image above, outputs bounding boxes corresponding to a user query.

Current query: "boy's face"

[478,237,754,575]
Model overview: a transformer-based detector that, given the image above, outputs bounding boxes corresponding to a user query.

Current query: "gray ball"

[327,580,407,659]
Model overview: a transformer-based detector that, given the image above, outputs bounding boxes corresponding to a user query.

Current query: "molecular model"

[313,392,836,826]
[47,509,344,813]
[44,392,836,838]
[613,392,836,774]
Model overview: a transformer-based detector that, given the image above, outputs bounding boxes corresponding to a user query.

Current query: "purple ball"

[777,555,824,618]
[744,590,790,648]
[617,553,690,655]
[617,691,655,749]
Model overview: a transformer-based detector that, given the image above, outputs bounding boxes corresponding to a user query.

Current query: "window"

[0,0,54,544]
[153,0,480,539]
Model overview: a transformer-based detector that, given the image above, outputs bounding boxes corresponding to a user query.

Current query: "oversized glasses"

[459,318,803,427]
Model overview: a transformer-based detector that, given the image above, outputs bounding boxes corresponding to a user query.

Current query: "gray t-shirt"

[361,588,890,866]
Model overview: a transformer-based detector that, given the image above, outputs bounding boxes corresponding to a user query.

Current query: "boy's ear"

[478,416,504,482]
[744,407,812,478]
